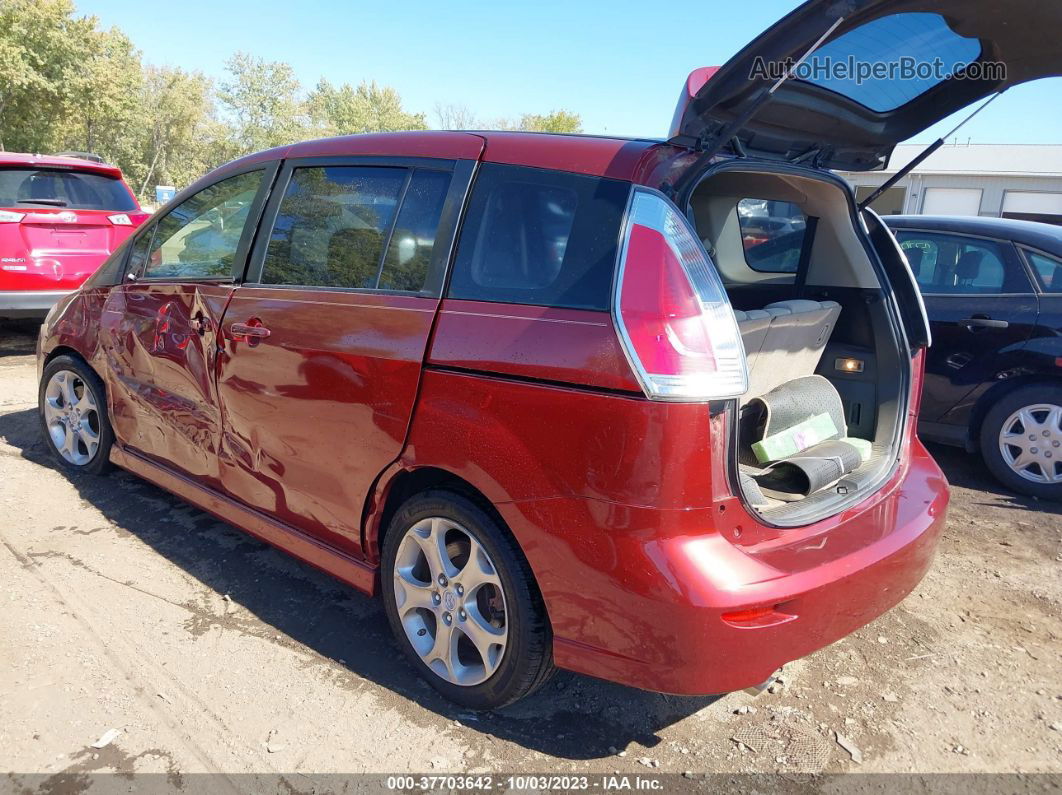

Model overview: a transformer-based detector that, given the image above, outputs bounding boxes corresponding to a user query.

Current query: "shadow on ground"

[924,441,1062,515]
[0,320,39,357]
[0,403,718,759]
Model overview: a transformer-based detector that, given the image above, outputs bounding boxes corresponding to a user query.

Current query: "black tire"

[380,489,554,709]
[38,354,114,476]
[979,384,1062,501]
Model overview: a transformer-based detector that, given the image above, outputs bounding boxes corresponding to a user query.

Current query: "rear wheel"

[381,490,554,709]
[980,385,1062,501]
[38,355,113,475]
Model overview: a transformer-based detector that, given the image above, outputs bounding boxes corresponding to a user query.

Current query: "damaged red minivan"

[36,0,1059,708]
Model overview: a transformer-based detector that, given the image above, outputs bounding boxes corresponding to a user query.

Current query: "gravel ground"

[1,319,1060,787]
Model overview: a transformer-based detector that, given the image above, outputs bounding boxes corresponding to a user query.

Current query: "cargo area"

[688,164,910,524]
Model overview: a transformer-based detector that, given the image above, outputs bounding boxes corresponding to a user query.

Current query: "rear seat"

[735,299,841,400]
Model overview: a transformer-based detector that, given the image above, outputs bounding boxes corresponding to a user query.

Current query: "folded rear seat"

[735,299,841,400]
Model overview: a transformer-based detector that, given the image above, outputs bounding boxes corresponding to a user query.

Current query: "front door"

[215,158,473,556]
[100,166,274,487]
[893,228,1039,421]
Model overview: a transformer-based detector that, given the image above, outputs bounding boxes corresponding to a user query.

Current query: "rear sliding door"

[215,157,474,556]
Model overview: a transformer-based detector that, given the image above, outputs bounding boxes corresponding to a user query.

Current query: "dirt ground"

[1,318,1060,787]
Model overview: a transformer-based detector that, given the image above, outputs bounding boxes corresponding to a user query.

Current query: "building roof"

[879,143,1062,177]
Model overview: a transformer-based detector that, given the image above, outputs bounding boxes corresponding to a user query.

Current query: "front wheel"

[979,385,1062,501]
[381,490,554,709]
[38,355,114,475]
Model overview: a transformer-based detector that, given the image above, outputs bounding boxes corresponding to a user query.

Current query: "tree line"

[0,0,583,201]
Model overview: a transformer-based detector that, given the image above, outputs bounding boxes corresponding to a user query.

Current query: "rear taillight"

[613,189,747,401]
[0,210,25,223]
[108,213,133,225]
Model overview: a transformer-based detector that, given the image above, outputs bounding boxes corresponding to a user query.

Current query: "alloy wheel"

[392,516,508,686]
[43,369,102,466]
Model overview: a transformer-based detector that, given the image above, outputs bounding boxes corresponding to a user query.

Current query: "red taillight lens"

[614,189,747,401]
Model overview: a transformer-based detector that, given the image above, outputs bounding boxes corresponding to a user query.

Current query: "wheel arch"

[43,345,90,368]
[365,465,512,566]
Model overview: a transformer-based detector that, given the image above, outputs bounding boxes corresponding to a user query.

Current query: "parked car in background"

[886,215,1062,500]
[0,152,149,319]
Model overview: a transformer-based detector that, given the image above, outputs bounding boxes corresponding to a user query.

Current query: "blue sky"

[82,0,1061,144]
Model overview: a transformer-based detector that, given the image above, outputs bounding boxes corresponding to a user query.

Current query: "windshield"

[0,167,138,211]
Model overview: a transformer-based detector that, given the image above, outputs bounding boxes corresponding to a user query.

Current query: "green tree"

[217,52,307,152]
[476,109,584,133]
[517,109,582,133]
[54,25,142,156]
[123,66,221,197]
[0,0,104,152]
[307,79,427,135]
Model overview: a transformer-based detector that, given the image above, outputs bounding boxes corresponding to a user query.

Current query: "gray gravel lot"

[1,318,1060,785]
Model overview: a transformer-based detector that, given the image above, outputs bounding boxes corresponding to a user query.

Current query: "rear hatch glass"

[0,167,137,211]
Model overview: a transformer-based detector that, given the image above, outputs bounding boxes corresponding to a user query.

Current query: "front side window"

[1024,249,1062,294]
[261,166,409,289]
[737,198,809,273]
[447,164,630,311]
[142,170,264,280]
[895,231,1028,294]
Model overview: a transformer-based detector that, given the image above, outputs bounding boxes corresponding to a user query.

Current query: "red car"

[35,0,1058,709]
[0,152,148,319]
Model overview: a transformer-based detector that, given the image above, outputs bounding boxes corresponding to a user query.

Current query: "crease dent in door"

[103,282,235,486]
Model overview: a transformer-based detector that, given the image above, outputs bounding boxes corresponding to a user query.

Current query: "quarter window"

[1024,249,1062,294]
[736,198,809,273]
[261,166,408,289]
[142,170,263,280]
[447,164,630,311]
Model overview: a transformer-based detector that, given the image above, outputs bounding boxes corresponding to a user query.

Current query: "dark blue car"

[885,215,1062,499]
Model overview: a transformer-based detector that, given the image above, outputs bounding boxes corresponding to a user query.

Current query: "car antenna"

[669,14,846,200]
[858,91,1004,211]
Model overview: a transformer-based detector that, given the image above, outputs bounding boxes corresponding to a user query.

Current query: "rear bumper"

[506,439,949,695]
[0,290,71,319]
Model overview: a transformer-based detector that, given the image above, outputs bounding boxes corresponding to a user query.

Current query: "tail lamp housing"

[613,188,748,402]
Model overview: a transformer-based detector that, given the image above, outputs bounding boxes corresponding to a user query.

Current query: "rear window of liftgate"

[0,167,137,211]
[447,164,630,311]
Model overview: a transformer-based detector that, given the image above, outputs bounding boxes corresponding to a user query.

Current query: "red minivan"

[35,1,1059,708]
[1,152,149,318]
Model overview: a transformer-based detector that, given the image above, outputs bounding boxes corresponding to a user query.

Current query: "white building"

[836,143,1062,225]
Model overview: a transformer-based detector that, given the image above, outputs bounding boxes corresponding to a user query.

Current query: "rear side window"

[895,231,1030,294]
[262,166,408,289]
[447,164,630,311]
[0,167,137,211]
[379,170,451,292]
[736,198,809,273]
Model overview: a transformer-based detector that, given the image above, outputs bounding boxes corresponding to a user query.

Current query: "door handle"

[230,319,271,345]
[960,316,1009,331]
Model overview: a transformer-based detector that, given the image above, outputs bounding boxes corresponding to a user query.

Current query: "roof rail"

[52,151,106,163]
